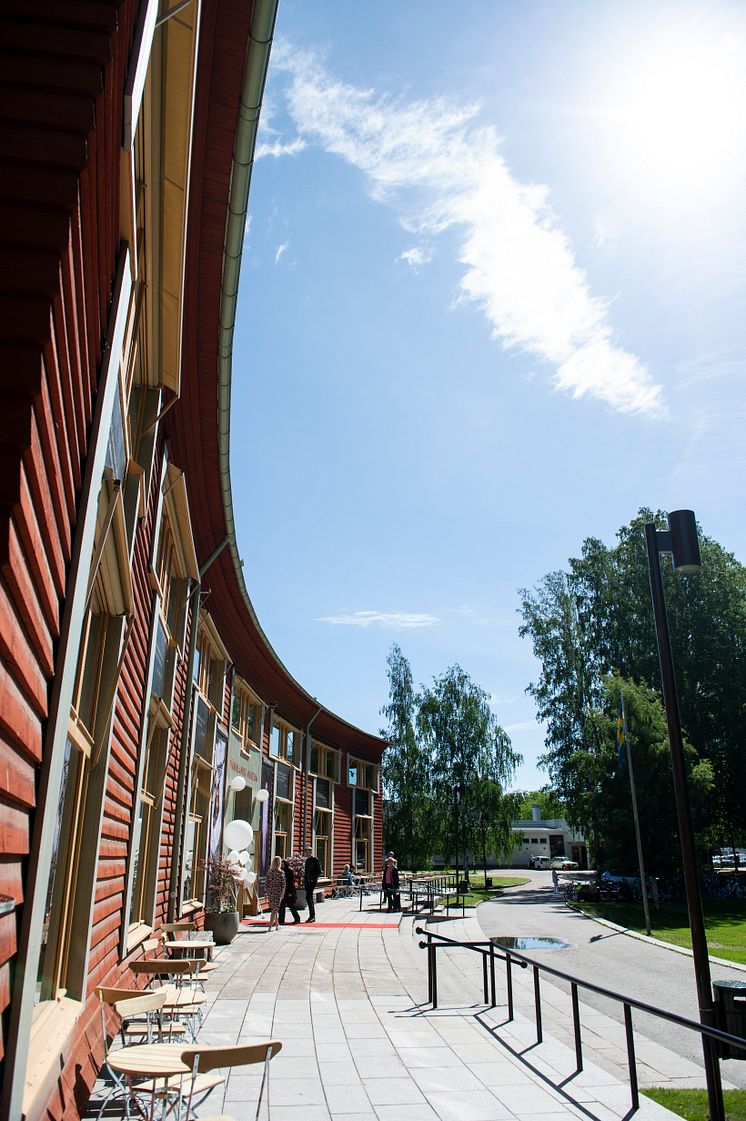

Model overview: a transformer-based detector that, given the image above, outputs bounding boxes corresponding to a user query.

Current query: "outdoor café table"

[163,939,214,959]
[107,1043,192,1120]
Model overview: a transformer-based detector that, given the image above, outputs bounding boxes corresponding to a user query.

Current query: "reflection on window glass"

[128,801,145,923]
[270,725,280,758]
[152,620,168,699]
[182,818,196,902]
[316,778,330,809]
[37,737,73,1003]
[106,379,127,481]
[275,763,291,801]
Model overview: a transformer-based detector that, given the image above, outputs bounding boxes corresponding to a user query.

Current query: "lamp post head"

[668,509,701,573]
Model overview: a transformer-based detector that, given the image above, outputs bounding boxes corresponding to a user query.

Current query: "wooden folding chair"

[181,1041,283,1121]
[130,959,206,1039]
[95,987,171,1119]
[160,926,218,975]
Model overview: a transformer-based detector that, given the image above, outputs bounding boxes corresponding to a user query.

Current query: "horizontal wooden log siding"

[0,0,138,1105]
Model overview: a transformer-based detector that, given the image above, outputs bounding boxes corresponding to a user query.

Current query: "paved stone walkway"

[172,894,684,1121]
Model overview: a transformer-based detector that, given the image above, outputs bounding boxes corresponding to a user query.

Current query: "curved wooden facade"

[0,4,386,1119]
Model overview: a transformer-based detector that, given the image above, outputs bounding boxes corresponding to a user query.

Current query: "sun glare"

[600,21,746,208]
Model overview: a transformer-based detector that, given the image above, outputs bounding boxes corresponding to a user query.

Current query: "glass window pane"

[316,778,330,809]
[275,763,290,801]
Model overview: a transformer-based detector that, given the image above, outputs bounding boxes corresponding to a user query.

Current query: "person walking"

[279,859,301,925]
[266,855,285,931]
[382,856,400,912]
[552,867,559,895]
[303,847,321,923]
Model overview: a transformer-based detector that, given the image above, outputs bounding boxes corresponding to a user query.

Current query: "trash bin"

[713,980,746,1059]
[485,877,493,889]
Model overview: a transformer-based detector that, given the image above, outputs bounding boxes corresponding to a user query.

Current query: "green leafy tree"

[417,665,521,874]
[580,675,714,876]
[471,781,522,880]
[380,644,433,871]
[519,510,744,862]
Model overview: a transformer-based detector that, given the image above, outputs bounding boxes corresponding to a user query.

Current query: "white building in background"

[511,804,588,869]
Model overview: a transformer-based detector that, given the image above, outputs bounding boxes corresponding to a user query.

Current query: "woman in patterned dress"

[266,855,285,931]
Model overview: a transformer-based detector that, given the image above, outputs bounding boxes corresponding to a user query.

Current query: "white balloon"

[255,789,269,803]
[230,775,247,792]
[246,870,257,885]
[224,819,253,851]
[241,869,253,885]
[238,850,250,866]
[227,849,240,862]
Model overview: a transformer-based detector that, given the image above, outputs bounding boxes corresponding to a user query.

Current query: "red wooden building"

[0,3,386,1118]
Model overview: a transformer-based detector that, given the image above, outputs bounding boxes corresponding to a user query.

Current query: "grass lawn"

[437,874,529,908]
[643,1088,746,1121]
[569,899,746,965]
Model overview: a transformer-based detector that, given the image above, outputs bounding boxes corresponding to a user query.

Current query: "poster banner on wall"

[227,733,261,798]
[208,724,228,865]
[260,759,274,885]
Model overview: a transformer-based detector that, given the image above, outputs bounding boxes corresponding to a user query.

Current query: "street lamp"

[645,510,724,1121]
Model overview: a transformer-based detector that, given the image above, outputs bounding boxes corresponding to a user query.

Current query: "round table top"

[163,939,214,949]
[107,1043,193,1077]
[161,989,206,1008]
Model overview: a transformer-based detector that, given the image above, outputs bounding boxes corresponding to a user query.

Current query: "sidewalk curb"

[566,904,746,973]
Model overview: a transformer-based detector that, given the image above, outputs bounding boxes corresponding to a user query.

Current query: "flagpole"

[623,696,652,936]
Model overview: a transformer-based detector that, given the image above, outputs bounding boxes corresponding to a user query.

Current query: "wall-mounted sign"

[227,732,261,791]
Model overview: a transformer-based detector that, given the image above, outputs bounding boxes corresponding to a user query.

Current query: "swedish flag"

[616,694,627,769]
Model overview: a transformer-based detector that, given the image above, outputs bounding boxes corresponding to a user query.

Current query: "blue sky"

[231,0,746,790]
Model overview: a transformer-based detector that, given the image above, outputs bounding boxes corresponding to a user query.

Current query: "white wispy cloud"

[274,242,288,265]
[397,245,433,271]
[505,719,540,733]
[256,136,307,160]
[317,610,440,630]
[262,42,664,416]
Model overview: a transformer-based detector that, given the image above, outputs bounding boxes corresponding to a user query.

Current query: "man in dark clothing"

[279,859,301,925]
[303,847,321,923]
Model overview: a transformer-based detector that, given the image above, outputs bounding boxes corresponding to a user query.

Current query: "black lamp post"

[645,510,724,1121]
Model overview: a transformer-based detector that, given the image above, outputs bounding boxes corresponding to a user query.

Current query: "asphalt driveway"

[476,870,746,1089]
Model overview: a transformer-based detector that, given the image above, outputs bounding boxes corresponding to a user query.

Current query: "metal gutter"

[215,0,387,748]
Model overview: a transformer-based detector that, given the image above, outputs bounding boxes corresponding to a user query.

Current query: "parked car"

[533,856,551,870]
[550,857,578,870]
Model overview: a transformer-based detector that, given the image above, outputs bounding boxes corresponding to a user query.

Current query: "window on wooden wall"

[273,762,294,859]
[183,757,211,903]
[354,817,372,872]
[310,742,340,782]
[129,717,170,925]
[37,482,133,1003]
[313,782,332,878]
[269,721,299,766]
[349,757,377,874]
[347,756,379,792]
[126,474,197,936]
[230,682,262,751]
[182,612,228,907]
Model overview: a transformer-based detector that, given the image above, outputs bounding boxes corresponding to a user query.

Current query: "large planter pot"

[295,889,308,911]
[204,910,239,945]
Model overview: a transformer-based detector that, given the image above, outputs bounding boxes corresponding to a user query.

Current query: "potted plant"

[286,852,307,910]
[201,857,244,944]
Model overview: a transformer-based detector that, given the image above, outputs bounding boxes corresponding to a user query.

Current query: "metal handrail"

[416,925,746,1114]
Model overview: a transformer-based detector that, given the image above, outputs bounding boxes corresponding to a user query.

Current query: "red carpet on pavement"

[241,919,398,929]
